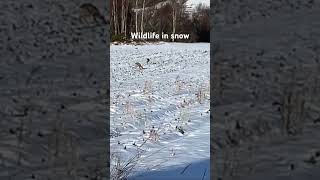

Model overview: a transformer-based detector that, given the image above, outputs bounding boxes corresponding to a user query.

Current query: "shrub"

[111,34,126,42]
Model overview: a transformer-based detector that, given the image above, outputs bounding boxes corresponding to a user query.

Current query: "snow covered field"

[110,43,210,179]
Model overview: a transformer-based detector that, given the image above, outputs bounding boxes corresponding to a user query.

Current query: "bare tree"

[169,0,187,41]
[112,0,118,35]
[141,0,146,33]
[172,1,177,42]
[125,0,129,35]
[110,0,209,42]
[121,0,125,34]
[135,0,139,33]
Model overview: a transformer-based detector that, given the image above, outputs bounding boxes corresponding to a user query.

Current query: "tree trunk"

[135,0,139,33]
[141,0,146,34]
[172,6,176,42]
[121,0,125,34]
[113,0,118,35]
[116,0,120,34]
[125,0,129,35]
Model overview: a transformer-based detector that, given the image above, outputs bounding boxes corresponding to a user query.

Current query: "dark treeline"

[110,0,209,42]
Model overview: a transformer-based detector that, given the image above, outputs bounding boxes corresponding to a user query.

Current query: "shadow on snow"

[128,159,210,180]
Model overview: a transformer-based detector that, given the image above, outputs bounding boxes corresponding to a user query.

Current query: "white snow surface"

[187,0,210,7]
[110,43,210,179]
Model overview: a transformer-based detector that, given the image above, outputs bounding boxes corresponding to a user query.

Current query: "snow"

[110,43,210,179]
[187,0,210,8]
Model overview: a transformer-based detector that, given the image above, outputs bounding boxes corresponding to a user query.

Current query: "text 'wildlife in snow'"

[131,32,190,40]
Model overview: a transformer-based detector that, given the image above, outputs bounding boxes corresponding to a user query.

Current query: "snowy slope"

[110,43,210,179]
